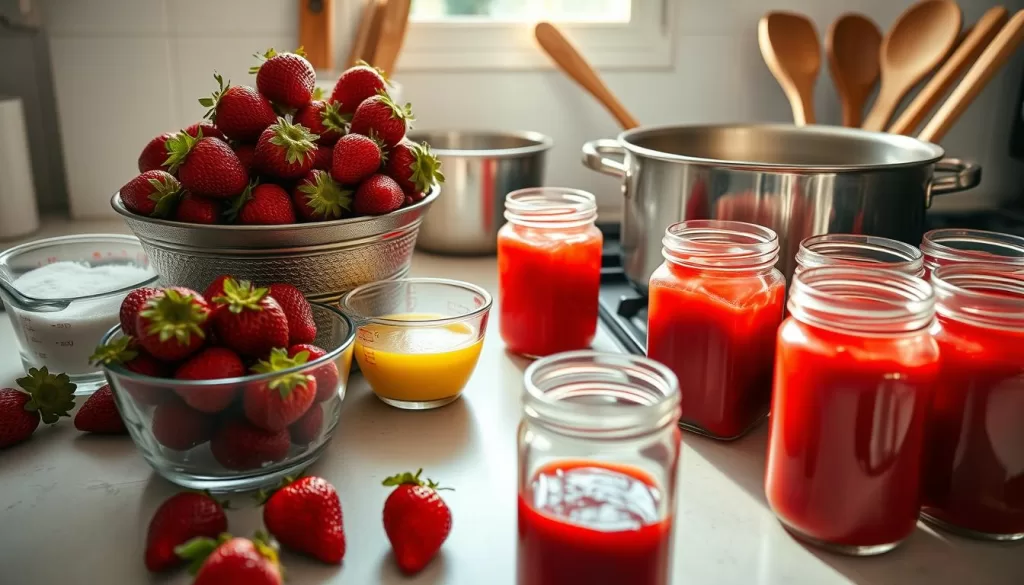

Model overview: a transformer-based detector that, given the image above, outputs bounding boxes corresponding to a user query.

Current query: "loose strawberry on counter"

[74,384,127,435]
[251,48,315,109]
[293,170,351,221]
[177,533,283,585]
[268,283,317,344]
[288,343,339,402]
[138,132,176,173]
[136,287,212,362]
[262,476,346,564]
[152,398,216,451]
[164,130,249,199]
[120,170,181,218]
[382,469,453,575]
[387,140,445,197]
[330,133,383,185]
[330,63,388,115]
[349,93,414,147]
[294,99,347,146]
[211,418,291,470]
[229,182,298,225]
[0,367,75,448]
[244,348,317,432]
[175,193,222,224]
[146,491,229,573]
[210,278,290,356]
[354,173,405,215]
[253,117,319,179]
[200,73,277,143]
[174,347,246,413]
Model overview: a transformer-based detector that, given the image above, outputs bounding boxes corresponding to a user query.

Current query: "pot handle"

[927,158,982,207]
[581,139,627,178]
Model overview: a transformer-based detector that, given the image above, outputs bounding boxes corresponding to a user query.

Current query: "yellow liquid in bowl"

[354,313,484,404]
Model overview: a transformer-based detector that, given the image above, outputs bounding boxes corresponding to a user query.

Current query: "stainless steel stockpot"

[412,130,552,255]
[582,124,981,292]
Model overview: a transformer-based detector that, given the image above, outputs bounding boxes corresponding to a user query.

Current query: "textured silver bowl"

[111,186,439,302]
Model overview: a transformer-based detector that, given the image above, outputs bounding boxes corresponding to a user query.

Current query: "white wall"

[41,0,1024,219]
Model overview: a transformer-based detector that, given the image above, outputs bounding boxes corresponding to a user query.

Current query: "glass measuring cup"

[0,234,157,392]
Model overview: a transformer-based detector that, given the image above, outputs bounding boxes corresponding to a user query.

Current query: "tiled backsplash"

[39,0,1024,218]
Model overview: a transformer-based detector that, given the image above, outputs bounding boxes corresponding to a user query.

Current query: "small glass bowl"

[341,278,492,410]
[98,303,355,492]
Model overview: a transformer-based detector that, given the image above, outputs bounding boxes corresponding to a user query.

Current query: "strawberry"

[353,174,404,215]
[253,117,318,179]
[145,491,227,572]
[184,122,227,142]
[177,533,283,585]
[386,141,445,195]
[382,469,453,575]
[292,170,351,221]
[227,182,297,225]
[349,93,413,147]
[120,170,181,218]
[152,398,215,450]
[175,193,222,224]
[200,73,277,142]
[233,143,256,172]
[294,100,347,146]
[135,287,212,362]
[90,337,169,405]
[73,384,126,434]
[311,144,332,171]
[138,132,176,173]
[211,418,290,470]
[288,404,323,445]
[164,131,249,199]
[330,64,388,115]
[0,368,76,448]
[402,192,428,208]
[203,275,235,303]
[244,348,316,431]
[174,347,245,413]
[263,476,345,563]
[250,47,315,109]
[268,283,316,345]
[330,133,383,185]
[210,278,290,357]
[120,287,162,337]
[288,344,338,402]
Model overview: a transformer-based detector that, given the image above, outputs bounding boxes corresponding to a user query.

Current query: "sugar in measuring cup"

[0,234,157,391]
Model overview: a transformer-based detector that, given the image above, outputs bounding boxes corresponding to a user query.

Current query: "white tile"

[167,0,297,36]
[40,0,167,36]
[49,38,176,218]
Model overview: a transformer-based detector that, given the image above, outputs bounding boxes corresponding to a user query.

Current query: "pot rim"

[616,123,947,173]
[406,130,553,158]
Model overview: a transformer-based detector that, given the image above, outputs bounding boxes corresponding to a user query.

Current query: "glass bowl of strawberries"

[93,277,354,492]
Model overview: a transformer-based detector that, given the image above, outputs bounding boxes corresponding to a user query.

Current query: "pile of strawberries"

[90,275,340,469]
[122,50,444,225]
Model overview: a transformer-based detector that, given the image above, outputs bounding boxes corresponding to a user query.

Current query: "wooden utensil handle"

[299,0,334,70]
[347,0,380,68]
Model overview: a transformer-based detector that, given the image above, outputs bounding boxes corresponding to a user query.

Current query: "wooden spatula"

[374,0,412,76]
[298,0,335,70]
[347,0,385,68]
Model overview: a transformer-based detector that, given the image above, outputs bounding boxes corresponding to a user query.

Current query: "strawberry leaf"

[163,131,200,174]
[298,170,351,220]
[138,289,209,346]
[199,72,230,121]
[409,141,445,192]
[90,336,138,366]
[250,348,313,397]
[212,277,270,314]
[267,117,319,165]
[224,180,257,224]
[16,367,76,424]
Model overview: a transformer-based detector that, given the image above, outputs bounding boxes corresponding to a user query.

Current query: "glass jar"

[795,234,924,277]
[920,229,1024,276]
[766,267,939,555]
[517,351,681,585]
[921,263,1024,541]
[498,188,602,358]
[647,220,785,440]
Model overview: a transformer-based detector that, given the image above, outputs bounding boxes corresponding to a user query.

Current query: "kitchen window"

[379,0,672,70]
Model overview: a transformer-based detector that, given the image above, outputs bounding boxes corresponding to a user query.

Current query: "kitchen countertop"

[1,219,1022,585]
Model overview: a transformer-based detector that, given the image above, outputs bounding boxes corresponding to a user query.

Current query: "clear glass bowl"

[98,303,355,492]
[341,278,492,410]
[0,234,157,392]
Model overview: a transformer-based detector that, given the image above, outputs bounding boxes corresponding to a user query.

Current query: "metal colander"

[111,188,439,302]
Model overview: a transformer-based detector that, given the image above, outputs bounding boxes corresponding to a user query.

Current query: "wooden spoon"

[919,9,1024,143]
[826,13,882,127]
[374,0,411,75]
[889,6,1008,135]
[758,11,821,125]
[347,0,384,68]
[533,21,639,130]
[862,0,962,131]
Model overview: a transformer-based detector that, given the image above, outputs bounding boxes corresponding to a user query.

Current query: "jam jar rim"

[921,228,1024,266]
[504,187,598,229]
[662,219,780,272]
[796,234,925,276]
[931,263,1024,332]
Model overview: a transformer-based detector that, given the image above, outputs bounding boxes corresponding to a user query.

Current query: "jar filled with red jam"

[647,220,785,440]
[518,351,682,585]
[766,267,940,555]
[922,263,1024,541]
[795,234,924,277]
[498,188,602,358]
[920,228,1024,276]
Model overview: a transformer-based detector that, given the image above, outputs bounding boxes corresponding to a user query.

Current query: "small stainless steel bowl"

[410,130,552,255]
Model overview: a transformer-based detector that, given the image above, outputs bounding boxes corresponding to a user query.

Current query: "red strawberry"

[268,283,316,344]
[73,384,126,434]
[200,73,277,142]
[330,133,383,184]
[382,469,453,575]
[353,174,404,215]
[233,143,256,172]
[138,132,175,173]
[210,278,290,357]
[135,287,212,362]
[152,398,215,450]
[165,132,249,199]
[244,348,316,431]
[120,287,162,337]
[211,418,290,470]
[288,404,323,445]
[311,144,332,171]
[292,170,351,221]
[203,275,235,303]
[227,182,297,225]
[145,491,227,572]
[386,141,445,195]
[330,64,388,114]
[120,170,181,218]
[288,344,339,402]
[251,48,315,109]
[253,117,318,179]
[175,193,222,224]
[174,347,245,413]
[177,534,283,585]
[263,476,345,563]
[294,100,347,146]
[349,93,413,147]
[0,368,76,448]
[90,337,169,405]
[184,122,227,142]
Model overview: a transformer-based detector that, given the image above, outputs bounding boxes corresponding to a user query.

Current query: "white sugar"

[13,261,153,299]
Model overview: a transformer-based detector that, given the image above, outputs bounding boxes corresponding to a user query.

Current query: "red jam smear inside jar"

[648,220,785,439]
[795,234,925,277]
[922,264,1024,540]
[498,188,602,357]
[920,228,1024,277]
[766,267,939,555]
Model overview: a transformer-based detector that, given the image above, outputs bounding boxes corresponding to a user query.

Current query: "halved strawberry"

[210,278,290,357]
[330,63,388,115]
[386,141,445,195]
[164,131,249,199]
[251,48,315,109]
[288,343,339,402]
[244,348,316,431]
[135,287,212,362]
[120,171,181,218]
[199,73,277,142]
[174,347,245,413]
[349,93,413,147]
[292,170,351,222]
[254,117,319,179]
[294,100,348,146]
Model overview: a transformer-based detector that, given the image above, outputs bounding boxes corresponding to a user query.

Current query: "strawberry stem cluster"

[266,117,319,165]
[212,278,270,314]
[139,289,209,344]
[15,367,77,424]
[250,348,314,398]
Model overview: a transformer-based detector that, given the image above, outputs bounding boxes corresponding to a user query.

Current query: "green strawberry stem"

[16,367,76,424]
[408,142,445,193]
[224,181,257,224]
[382,469,454,491]
[139,289,208,346]
[89,336,138,366]
[175,533,230,575]
[198,72,230,122]
[254,475,298,506]
[321,100,351,133]
[163,130,201,174]
[374,90,415,123]
[250,348,313,397]
[298,171,352,220]
[212,277,269,313]
[267,117,319,164]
